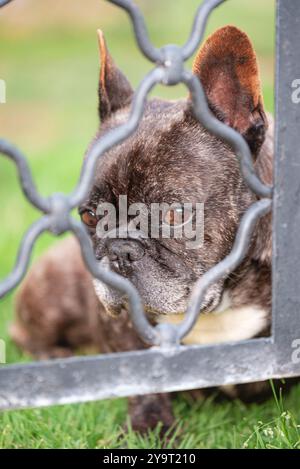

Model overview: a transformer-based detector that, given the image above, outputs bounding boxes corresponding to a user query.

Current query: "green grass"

[1,0,299,450]
[1,384,300,449]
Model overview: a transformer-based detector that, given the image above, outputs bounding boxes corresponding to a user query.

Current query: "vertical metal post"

[273,0,300,373]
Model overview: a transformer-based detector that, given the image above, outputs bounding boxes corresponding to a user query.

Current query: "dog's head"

[79,26,270,317]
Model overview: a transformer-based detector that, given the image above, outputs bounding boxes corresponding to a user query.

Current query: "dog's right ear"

[97,30,133,121]
[192,26,267,157]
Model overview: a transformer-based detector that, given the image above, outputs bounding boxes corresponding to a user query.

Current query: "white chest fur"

[157,292,268,345]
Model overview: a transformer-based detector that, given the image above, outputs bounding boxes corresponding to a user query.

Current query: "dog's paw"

[128,393,175,435]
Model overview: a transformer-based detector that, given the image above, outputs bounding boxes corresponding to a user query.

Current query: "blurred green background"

[1,0,298,451]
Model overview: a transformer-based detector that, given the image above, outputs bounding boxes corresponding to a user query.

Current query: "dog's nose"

[106,239,145,265]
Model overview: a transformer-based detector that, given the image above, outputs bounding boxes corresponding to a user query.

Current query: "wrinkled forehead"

[102,98,188,150]
[92,100,184,169]
[89,98,237,201]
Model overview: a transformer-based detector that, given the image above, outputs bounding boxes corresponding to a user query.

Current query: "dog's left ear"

[192,25,267,156]
[97,30,133,121]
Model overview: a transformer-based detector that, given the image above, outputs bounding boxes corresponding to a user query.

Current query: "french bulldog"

[12,25,275,433]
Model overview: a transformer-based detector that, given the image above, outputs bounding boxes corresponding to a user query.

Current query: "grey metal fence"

[0,0,299,410]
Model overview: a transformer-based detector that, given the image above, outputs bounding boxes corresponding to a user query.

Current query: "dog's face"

[79,26,268,317]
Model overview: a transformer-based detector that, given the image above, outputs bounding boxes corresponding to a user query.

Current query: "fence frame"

[0,0,299,410]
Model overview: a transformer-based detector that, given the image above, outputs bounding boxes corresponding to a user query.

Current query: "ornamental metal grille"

[0,0,299,410]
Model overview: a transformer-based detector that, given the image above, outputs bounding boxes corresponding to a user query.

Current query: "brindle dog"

[13,26,277,433]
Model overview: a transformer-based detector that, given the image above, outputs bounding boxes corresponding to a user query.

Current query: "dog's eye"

[80,210,98,228]
[163,207,192,227]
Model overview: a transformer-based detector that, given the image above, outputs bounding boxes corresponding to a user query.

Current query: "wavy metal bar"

[182,71,272,198]
[0,0,13,7]
[108,0,163,63]
[0,217,51,298]
[0,140,50,212]
[177,199,272,341]
[69,218,159,345]
[182,0,226,59]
